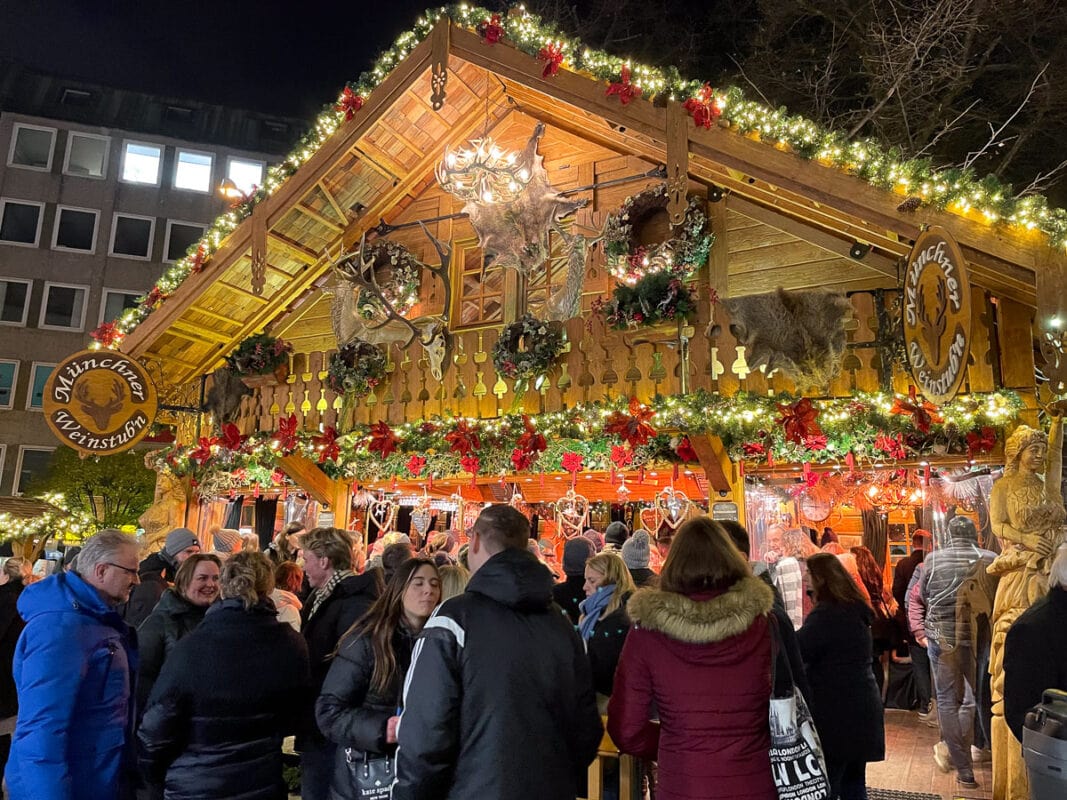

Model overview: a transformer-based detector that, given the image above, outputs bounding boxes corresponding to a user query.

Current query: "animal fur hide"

[203,367,252,424]
[722,288,852,388]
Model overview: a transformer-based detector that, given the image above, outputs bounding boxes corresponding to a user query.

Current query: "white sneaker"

[971,746,992,763]
[933,741,952,773]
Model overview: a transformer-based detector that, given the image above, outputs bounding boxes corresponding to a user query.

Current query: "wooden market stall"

[97,7,1067,551]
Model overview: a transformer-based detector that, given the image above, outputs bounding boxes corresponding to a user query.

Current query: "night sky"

[0,0,439,120]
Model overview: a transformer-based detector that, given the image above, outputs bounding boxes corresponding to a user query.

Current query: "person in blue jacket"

[5,528,141,800]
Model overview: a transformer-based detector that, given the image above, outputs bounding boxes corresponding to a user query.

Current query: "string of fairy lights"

[0,494,99,547]
[88,3,1067,353]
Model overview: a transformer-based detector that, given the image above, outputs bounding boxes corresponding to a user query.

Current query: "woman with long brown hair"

[315,557,441,800]
[798,554,885,800]
[608,517,777,800]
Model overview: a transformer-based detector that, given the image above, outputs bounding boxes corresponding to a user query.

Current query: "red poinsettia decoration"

[610,445,633,469]
[890,387,943,434]
[604,398,657,448]
[368,421,400,459]
[682,83,722,129]
[675,437,698,463]
[190,243,208,274]
[460,454,481,487]
[538,42,564,78]
[406,454,427,478]
[776,398,823,445]
[606,64,642,105]
[516,415,546,455]
[276,414,299,452]
[477,13,505,44]
[511,448,535,472]
[89,322,123,348]
[312,426,340,463]
[742,441,767,458]
[418,421,437,435]
[271,468,286,485]
[804,434,829,451]
[189,436,217,465]
[966,426,997,457]
[873,433,908,460]
[336,86,364,121]
[445,420,481,457]
[220,423,246,453]
[561,451,584,474]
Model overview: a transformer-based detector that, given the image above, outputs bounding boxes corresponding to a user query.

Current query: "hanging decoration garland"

[597,272,697,329]
[491,315,565,387]
[326,339,388,397]
[354,240,423,320]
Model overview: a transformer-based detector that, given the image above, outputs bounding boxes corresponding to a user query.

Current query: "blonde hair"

[439,564,470,601]
[220,551,275,609]
[585,551,636,617]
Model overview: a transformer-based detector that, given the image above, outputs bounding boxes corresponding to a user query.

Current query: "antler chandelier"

[436,137,531,204]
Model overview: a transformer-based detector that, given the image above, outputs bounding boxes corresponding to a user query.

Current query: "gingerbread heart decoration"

[368,498,397,534]
[410,509,433,537]
[639,507,661,533]
[654,487,691,530]
[554,489,590,538]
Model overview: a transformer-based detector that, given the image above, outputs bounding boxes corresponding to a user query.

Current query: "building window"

[60,88,94,107]
[0,360,17,409]
[7,123,56,171]
[52,206,99,253]
[226,157,264,195]
[63,132,109,178]
[164,220,206,262]
[174,149,214,193]
[455,240,504,327]
[26,363,55,411]
[99,289,141,324]
[0,278,31,326]
[14,446,54,495]
[121,140,163,185]
[0,199,44,247]
[0,446,6,493]
[39,283,88,330]
[108,213,154,259]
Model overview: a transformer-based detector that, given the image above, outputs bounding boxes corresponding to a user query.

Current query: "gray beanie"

[563,537,595,577]
[605,521,630,548]
[163,528,200,561]
[621,530,651,570]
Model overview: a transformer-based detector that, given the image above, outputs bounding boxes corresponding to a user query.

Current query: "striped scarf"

[307,569,354,621]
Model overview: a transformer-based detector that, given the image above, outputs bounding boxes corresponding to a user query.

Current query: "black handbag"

[344,748,394,800]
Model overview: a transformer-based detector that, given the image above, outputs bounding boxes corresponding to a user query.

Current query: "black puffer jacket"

[552,575,585,626]
[587,593,631,697]
[0,579,24,718]
[298,571,381,748]
[393,548,603,800]
[316,626,416,799]
[136,589,208,714]
[124,552,174,629]
[138,598,311,800]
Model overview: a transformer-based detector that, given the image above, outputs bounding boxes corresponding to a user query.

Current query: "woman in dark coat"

[0,558,27,777]
[138,551,311,800]
[316,558,441,800]
[137,554,222,713]
[798,553,886,800]
[608,517,777,800]
[580,552,635,700]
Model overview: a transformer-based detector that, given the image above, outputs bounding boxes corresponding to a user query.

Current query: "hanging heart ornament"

[410,509,433,537]
[368,497,397,533]
[654,486,691,530]
[639,506,661,533]
[554,489,590,538]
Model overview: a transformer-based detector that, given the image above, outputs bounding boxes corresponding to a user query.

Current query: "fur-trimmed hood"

[626,576,774,644]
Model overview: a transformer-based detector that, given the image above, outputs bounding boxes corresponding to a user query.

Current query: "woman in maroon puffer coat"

[607,517,777,800]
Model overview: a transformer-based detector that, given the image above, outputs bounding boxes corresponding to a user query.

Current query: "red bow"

[538,42,564,78]
[604,398,657,448]
[874,433,908,460]
[406,454,427,478]
[966,426,997,457]
[445,420,481,457]
[276,414,299,452]
[271,468,286,485]
[143,286,167,309]
[189,437,217,465]
[606,65,642,105]
[336,86,364,121]
[90,322,122,348]
[477,14,504,44]
[675,437,698,463]
[561,451,584,474]
[776,398,822,445]
[610,445,633,469]
[742,441,766,458]
[312,426,340,463]
[516,415,546,455]
[190,243,207,274]
[511,448,536,472]
[368,421,400,459]
[890,387,943,434]
[682,83,722,129]
[804,434,829,451]
[220,424,246,453]
[460,455,480,488]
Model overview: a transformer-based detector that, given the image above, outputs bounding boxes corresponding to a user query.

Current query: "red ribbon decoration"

[512,415,547,472]
[604,398,657,448]
[845,451,856,474]
[460,455,480,488]
[804,434,828,451]
[511,449,536,472]
[189,437,217,466]
[445,420,481,457]
[276,414,299,452]
[966,426,997,457]
[682,83,722,129]
[190,243,207,274]
[606,65,642,105]
[776,398,823,445]
[406,454,426,478]
[89,322,122,348]
[675,437,698,463]
[538,43,564,78]
[477,13,504,44]
[220,423,246,453]
[890,386,943,434]
[874,433,908,460]
[311,426,340,463]
[742,441,766,458]
[562,451,583,488]
[368,421,400,459]
[336,87,364,121]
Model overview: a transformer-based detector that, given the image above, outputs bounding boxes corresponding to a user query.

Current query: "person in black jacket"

[0,558,27,777]
[394,504,603,800]
[553,537,594,625]
[136,554,222,715]
[124,528,201,628]
[798,554,885,800]
[297,527,382,800]
[316,558,441,800]
[580,552,635,700]
[138,551,311,800]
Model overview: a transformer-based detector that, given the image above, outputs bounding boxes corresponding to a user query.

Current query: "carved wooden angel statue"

[987,405,1065,800]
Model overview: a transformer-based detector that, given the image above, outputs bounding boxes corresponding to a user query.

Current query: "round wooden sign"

[903,226,972,404]
[43,350,159,456]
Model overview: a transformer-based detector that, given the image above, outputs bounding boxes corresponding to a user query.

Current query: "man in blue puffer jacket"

[5,529,141,800]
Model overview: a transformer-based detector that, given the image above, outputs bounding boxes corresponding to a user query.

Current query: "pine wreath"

[599,272,697,329]
[492,315,565,383]
[356,240,422,320]
[603,184,713,284]
[327,339,387,396]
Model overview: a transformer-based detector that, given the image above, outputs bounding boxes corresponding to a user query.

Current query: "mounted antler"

[75,377,126,430]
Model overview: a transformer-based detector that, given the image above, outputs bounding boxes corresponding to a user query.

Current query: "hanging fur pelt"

[722,288,852,388]
[203,366,252,424]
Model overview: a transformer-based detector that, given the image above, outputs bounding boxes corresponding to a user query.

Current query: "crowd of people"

[1,508,1065,800]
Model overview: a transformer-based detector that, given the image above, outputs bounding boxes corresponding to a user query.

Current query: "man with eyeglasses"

[6,528,141,800]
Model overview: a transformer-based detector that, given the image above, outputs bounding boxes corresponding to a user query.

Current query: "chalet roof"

[110,4,1067,387]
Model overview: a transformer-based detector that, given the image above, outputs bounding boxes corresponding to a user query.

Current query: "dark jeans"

[929,640,976,780]
[909,643,932,708]
[300,741,338,800]
[827,759,867,800]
